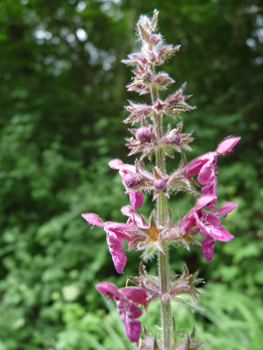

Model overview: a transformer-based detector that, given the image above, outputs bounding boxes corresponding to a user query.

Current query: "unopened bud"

[132,53,148,64]
[154,72,175,86]
[148,51,156,62]
[124,174,140,188]
[173,134,181,144]
[136,127,151,141]
[149,34,163,45]
[154,178,166,191]
[178,95,183,101]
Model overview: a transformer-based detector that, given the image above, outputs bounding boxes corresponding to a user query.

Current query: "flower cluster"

[82,10,240,349]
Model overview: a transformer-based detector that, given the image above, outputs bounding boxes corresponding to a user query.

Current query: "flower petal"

[124,319,142,342]
[96,282,144,342]
[195,196,217,211]
[129,190,144,209]
[186,157,206,179]
[214,202,238,217]
[200,236,215,262]
[81,213,105,227]
[110,249,127,274]
[121,205,134,217]
[186,152,216,179]
[108,158,124,169]
[201,182,217,210]
[197,157,216,184]
[216,137,241,155]
[96,282,119,298]
[207,225,234,242]
[106,231,127,273]
[179,209,197,234]
[198,215,234,242]
[106,222,135,241]
[121,287,148,305]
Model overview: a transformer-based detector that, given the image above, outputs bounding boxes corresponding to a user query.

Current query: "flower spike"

[82,9,240,348]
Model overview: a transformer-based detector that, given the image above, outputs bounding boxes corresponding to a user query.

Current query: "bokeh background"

[0,0,263,349]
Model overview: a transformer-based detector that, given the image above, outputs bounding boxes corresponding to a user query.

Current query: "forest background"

[0,0,263,349]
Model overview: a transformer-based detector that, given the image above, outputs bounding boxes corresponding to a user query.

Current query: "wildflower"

[81,212,135,273]
[96,282,148,342]
[109,158,144,209]
[179,195,238,261]
[186,137,241,209]
[84,9,240,347]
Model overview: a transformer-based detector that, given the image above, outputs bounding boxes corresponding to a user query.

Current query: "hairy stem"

[151,82,172,349]
[158,241,171,349]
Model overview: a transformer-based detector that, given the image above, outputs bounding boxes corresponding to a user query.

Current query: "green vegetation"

[0,0,262,349]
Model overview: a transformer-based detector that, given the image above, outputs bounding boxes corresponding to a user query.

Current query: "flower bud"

[130,53,148,64]
[177,94,184,101]
[154,72,175,86]
[154,178,166,191]
[149,34,163,45]
[148,51,156,62]
[124,174,140,188]
[173,134,181,144]
[136,127,151,141]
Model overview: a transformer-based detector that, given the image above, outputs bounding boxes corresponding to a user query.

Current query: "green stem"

[151,82,172,349]
[156,164,171,350]
[158,241,171,349]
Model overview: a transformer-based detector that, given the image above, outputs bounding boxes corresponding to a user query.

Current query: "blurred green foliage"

[0,0,262,349]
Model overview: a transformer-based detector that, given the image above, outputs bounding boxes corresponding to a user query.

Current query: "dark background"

[0,0,262,349]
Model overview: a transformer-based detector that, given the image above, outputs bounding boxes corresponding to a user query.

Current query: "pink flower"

[180,196,238,261]
[96,282,148,342]
[186,137,240,209]
[81,213,135,273]
[109,159,144,209]
[128,191,144,210]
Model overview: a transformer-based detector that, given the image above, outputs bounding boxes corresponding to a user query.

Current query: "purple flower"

[109,159,144,209]
[81,213,135,273]
[180,196,238,261]
[96,282,148,342]
[186,137,240,209]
